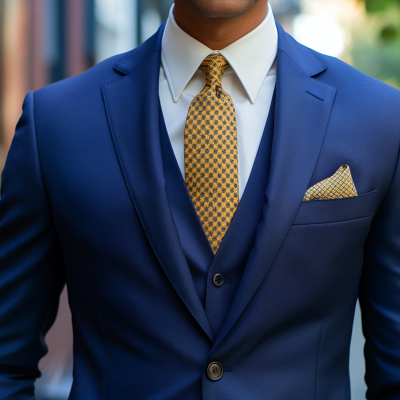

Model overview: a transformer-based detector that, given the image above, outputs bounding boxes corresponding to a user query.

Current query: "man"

[0,0,399,398]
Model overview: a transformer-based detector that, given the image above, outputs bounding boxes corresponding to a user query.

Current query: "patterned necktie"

[184,54,239,254]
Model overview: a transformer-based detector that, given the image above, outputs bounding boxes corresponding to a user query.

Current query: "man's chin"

[181,0,260,19]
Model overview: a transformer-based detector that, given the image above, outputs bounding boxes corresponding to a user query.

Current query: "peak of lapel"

[213,22,337,349]
[101,24,214,341]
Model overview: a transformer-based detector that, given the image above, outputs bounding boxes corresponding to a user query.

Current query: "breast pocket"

[292,190,378,225]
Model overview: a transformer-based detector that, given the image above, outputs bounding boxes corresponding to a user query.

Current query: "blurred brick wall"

[1,0,29,168]
[0,0,91,391]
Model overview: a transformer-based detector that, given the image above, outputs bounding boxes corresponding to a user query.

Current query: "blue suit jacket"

[1,21,400,400]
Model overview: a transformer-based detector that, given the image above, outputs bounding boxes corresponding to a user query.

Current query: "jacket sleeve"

[359,142,400,400]
[0,91,65,399]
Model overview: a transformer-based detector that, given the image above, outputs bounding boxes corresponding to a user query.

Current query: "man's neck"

[173,0,269,50]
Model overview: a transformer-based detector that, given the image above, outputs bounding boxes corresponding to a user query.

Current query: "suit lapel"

[213,22,337,348]
[101,26,214,341]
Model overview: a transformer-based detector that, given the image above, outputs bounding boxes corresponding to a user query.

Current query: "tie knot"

[199,54,230,87]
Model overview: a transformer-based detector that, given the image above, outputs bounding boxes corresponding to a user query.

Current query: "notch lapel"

[101,27,214,341]
[213,23,337,348]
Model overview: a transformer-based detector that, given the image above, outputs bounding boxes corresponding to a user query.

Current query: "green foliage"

[380,25,397,42]
[358,0,400,44]
[361,0,400,12]
[349,3,400,88]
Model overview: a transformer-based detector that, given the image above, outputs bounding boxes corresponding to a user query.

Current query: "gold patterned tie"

[184,54,239,254]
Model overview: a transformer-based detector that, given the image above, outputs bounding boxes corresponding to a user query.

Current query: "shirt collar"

[161,3,278,104]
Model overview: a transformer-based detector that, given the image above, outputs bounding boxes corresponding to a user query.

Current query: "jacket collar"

[106,24,215,341]
[212,22,335,349]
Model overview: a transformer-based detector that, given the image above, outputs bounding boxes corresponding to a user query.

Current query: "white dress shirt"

[159,4,278,199]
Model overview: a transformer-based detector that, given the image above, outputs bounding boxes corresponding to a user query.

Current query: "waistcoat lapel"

[159,109,214,303]
[205,94,276,335]
[101,24,214,342]
[213,21,337,349]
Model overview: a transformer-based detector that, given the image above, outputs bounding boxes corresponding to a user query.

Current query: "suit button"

[207,362,223,381]
[213,273,224,287]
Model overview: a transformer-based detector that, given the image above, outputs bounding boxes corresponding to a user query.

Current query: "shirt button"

[213,273,224,287]
[207,362,224,381]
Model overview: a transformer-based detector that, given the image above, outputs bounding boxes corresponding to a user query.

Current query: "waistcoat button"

[207,362,224,381]
[213,273,224,287]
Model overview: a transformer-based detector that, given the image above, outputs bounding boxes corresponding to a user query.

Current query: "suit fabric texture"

[0,21,400,400]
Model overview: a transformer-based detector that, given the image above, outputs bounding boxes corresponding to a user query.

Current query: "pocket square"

[303,164,358,201]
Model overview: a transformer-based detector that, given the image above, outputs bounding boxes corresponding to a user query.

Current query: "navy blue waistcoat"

[160,94,276,335]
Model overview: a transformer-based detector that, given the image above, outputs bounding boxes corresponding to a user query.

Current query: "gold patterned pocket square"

[303,164,358,201]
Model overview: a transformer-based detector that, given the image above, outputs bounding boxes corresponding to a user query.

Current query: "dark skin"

[174,0,269,50]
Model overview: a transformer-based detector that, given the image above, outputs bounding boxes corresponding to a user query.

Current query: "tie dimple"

[184,54,239,254]
[199,54,230,88]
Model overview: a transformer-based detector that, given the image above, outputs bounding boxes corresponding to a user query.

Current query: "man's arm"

[359,142,400,399]
[0,92,65,399]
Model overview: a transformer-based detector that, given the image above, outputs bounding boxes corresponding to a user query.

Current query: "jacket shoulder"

[311,48,400,103]
[34,26,163,105]
[34,51,131,103]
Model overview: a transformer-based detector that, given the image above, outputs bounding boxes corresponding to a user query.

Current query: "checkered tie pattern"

[303,164,358,201]
[184,54,239,254]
